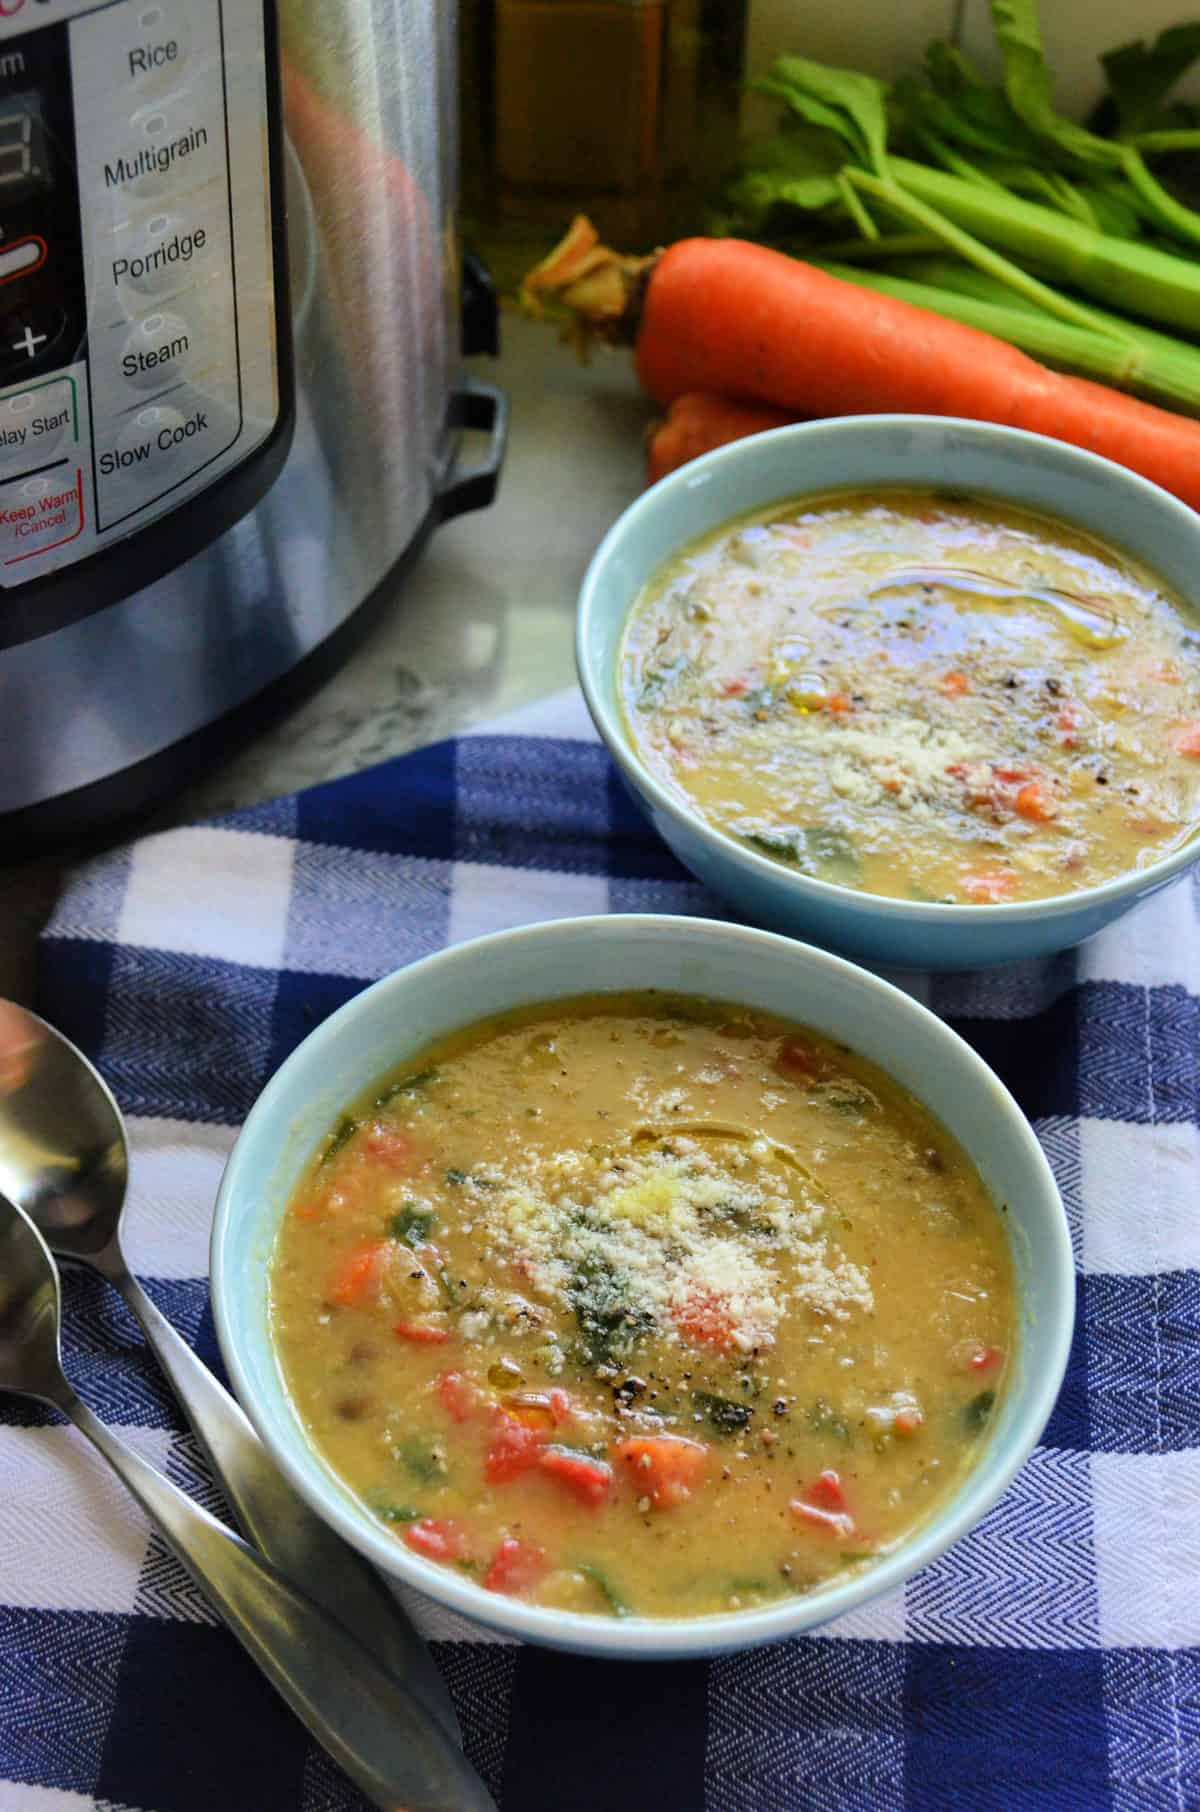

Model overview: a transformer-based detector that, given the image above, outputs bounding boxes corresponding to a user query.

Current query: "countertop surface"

[0,316,650,1005]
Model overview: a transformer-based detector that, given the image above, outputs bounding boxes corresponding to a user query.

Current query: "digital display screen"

[0,93,47,199]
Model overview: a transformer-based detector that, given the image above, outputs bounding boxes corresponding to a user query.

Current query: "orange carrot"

[671,1287,736,1352]
[940,671,971,695]
[1176,724,1200,756]
[962,871,1017,903]
[327,1241,389,1308]
[615,1434,708,1509]
[1015,780,1059,821]
[646,392,798,484]
[524,221,1200,513]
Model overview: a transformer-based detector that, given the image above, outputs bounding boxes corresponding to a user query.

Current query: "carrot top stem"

[519,215,656,355]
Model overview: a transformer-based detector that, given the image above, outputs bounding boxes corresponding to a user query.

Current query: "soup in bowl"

[212,916,1073,1658]
[577,418,1200,967]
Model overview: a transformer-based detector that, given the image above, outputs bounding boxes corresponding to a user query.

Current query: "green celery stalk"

[802,231,946,262]
[890,253,1200,378]
[1132,130,1200,156]
[815,259,1200,412]
[845,166,1126,338]
[891,157,1200,335]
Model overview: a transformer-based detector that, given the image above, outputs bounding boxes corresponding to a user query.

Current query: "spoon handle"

[114,1266,463,1746]
[64,1391,496,1812]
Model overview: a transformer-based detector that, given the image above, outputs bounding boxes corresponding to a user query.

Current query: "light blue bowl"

[577,414,1200,969]
[212,914,1073,1660]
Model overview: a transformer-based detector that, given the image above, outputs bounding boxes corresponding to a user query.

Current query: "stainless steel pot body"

[0,0,500,838]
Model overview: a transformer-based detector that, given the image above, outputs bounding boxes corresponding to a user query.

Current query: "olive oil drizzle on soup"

[271,995,1015,1620]
[620,488,1200,904]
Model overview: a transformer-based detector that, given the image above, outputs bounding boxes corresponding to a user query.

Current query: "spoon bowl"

[0,1177,67,1406]
[0,1001,463,1746]
[0,1005,126,1259]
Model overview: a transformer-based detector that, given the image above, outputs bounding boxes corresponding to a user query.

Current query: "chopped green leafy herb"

[743,824,861,885]
[436,1267,461,1308]
[320,1116,358,1165]
[396,1439,445,1484]
[445,1167,495,1190]
[578,1562,631,1618]
[376,1066,439,1106]
[965,1388,996,1432]
[386,1204,436,1246]
[745,827,796,859]
[801,826,862,885]
[696,1390,755,1436]
[374,1504,422,1524]
[569,1261,653,1367]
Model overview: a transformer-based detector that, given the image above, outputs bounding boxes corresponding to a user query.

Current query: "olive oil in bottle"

[459,0,748,290]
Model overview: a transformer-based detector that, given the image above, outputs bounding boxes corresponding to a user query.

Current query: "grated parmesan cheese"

[484,1136,872,1356]
[789,715,989,816]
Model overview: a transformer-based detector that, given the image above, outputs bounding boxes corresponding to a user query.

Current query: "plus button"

[11,325,47,360]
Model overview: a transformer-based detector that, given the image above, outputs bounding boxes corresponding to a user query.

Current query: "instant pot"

[0,0,506,845]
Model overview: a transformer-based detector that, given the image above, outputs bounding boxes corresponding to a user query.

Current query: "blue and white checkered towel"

[4,687,1199,1812]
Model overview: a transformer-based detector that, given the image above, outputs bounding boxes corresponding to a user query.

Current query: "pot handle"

[438,378,509,521]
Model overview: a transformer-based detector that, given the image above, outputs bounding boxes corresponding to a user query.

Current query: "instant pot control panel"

[0,0,282,622]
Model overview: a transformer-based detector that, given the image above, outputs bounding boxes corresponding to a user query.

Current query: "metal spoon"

[0,1192,495,1812]
[0,1003,462,1747]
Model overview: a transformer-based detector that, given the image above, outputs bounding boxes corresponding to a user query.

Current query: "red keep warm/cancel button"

[1,467,85,565]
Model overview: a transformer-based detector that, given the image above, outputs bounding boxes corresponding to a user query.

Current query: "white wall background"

[745,0,1200,123]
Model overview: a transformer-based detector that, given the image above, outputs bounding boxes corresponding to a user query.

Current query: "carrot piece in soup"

[403,1518,469,1562]
[538,1447,613,1506]
[1175,723,1200,756]
[962,871,1017,903]
[483,1537,548,1596]
[1015,780,1059,822]
[616,1434,708,1509]
[792,1468,856,1536]
[326,1240,389,1308]
[361,1121,419,1171]
[485,1410,549,1483]
[394,1319,451,1344]
[939,671,971,696]
[968,1344,1004,1375]
[672,1287,736,1352]
[806,1469,849,1513]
